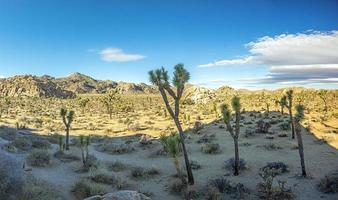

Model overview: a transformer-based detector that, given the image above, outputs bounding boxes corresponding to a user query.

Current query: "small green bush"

[201,143,220,154]
[27,149,51,167]
[72,180,105,199]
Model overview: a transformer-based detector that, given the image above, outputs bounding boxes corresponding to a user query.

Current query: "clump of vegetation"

[279,121,291,131]
[190,160,201,170]
[19,175,58,200]
[54,150,80,162]
[72,179,105,199]
[0,150,25,199]
[31,138,51,149]
[131,166,160,179]
[263,143,283,151]
[197,134,215,144]
[318,171,338,193]
[257,168,295,200]
[26,149,52,167]
[169,179,187,194]
[221,96,242,176]
[201,142,221,154]
[11,137,32,151]
[224,158,247,171]
[208,177,249,199]
[149,64,194,184]
[100,89,120,119]
[60,108,74,150]
[107,160,129,172]
[261,162,289,174]
[95,143,134,154]
[89,170,126,188]
[256,119,271,133]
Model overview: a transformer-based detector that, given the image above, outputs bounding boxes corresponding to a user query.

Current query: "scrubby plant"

[107,160,129,172]
[95,143,134,154]
[221,96,242,175]
[11,137,32,151]
[31,138,51,149]
[72,179,105,199]
[318,89,328,115]
[261,162,289,174]
[0,150,25,199]
[201,142,221,154]
[60,108,74,150]
[26,149,52,167]
[275,96,287,115]
[294,104,307,177]
[284,90,295,139]
[80,135,91,168]
[131,166,160,179]
[209,177,249,199]
[148,64,194,184]
[318,171,338,193]
[19,175,58,200]
[224,158,247,171]
[256,119,271,133]
[257,168,295,200]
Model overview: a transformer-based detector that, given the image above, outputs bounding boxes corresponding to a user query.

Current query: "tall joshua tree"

[275,96,287,115]
[148,64,194,185]
[318,90,328,115]
[221,96,241,176]
[60,108,74,150]
[294,104,307,177]
[101,89,120,119]
[285,90,295,139]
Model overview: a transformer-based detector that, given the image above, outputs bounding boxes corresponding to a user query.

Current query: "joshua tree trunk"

[234,138,239,176]
[296,123,307,176]
[65,127,70,150]
[281,105,284,115]
[289,108,295,139]
[173,157,186,184]
[173,116,194,184]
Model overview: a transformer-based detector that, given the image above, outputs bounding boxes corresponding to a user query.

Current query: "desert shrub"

[2,143,17,153]
[95,143,134,154]
[131,166,160,178]
[201,143,221,154]
[107,160,128,172]
[318,171,338,193]
[53,150,80,162]
[265,135,275,140]
[197,134,215,144]
[263,143,283,151]
[72,179,105,199]
[193,121,203,134]
[278,133,288,137]
[257,168,295,200]
[32,138,51,149]
[12,137,32,151]
[0,150,25,199]
[279,122,290,131]
[256,120,271,133]
[224,158,247,171]
[261,162,289,174]
[244,128,256,137]
[208,177,249,199]
[89,171,127,189]
[190,160,202,170]
[26,149,52,167]
[170,179,187,194]
[19,176,58,200]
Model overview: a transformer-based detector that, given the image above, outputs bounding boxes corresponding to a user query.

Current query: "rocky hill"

[0,73,158,98]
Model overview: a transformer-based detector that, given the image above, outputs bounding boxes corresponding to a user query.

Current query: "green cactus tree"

[101,89,120,119]
[285,90,295,139]
[294,104,307,177]
[79,135,91,168]
[148,63,194,185]
[221,96,241,176]
[161,134,186,184]
[275,96,287,115]
[60,108,74,150]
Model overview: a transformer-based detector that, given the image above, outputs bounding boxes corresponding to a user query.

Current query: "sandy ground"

[1,111,337,200]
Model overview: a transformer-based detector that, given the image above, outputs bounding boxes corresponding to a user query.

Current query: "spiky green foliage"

[231,96,241,112]
[165,134,181,158]
[172,63,190,88]
[148,67,169,87]
[221,104,231,124]
[295,104,305,122]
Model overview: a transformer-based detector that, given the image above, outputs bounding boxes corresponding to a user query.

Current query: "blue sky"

[0,0,337,89]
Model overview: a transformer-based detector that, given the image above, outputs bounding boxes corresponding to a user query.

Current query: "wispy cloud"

[198,31,338,86]
[98,47,145,62]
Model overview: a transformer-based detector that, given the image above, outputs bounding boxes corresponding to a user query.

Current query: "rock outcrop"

[83,190,151,200]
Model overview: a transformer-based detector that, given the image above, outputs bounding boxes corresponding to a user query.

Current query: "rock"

[84,190,151,200]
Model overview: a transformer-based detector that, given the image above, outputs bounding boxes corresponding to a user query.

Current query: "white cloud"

[99,47,145,62]
[198,31,338,86]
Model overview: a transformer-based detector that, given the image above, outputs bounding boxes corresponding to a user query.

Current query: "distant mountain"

[0,73,158,98]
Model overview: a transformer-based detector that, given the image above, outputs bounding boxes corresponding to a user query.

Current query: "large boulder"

[84,190,151,200]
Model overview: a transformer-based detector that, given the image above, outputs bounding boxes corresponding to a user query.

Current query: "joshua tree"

[275,96,287,115]
[221,96,241,176]
[60,108,74,150]
[294,104,307,177]
[101,89,120,119]
[213,102,219,118]
[318,90,328,115]
[259,92,270,115]
[285,90,295,139]
[161,134,186,184]
[148,64,194,184]
[77,97,90,114]
[79,135,90,168]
